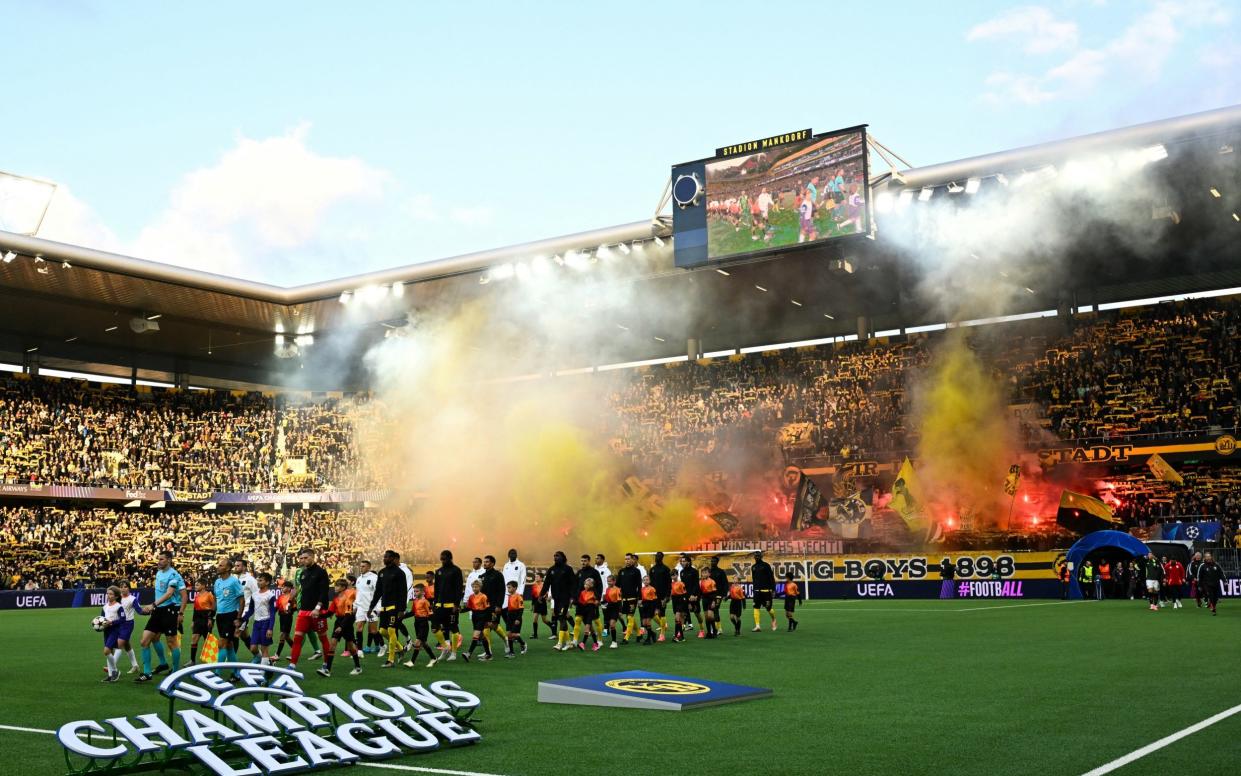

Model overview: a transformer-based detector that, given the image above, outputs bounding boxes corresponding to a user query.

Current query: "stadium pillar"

[687,338,701,360]
[1057,291,1072,319]
[856,316,869,342]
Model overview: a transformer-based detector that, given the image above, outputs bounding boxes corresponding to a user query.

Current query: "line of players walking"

[1066,551,1226,614]
[96,547,802,683]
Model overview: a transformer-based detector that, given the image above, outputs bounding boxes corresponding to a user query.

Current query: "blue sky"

[1,0,1237,284]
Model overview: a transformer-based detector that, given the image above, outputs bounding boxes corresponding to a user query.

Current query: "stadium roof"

[1,104,1239,390]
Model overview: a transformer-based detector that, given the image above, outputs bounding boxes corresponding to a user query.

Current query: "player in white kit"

[353,559,380,655]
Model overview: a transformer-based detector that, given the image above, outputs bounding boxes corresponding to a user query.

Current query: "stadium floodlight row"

[0,104,1238,391]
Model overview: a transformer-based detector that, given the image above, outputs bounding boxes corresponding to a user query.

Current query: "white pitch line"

[956,600,1088,612]
[1079,702,1241,776]
[0,723,507,776]
[359,763,509,776]
[800,607,956,613]
[0,724,55,735]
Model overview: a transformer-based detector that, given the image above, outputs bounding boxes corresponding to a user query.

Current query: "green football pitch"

[2,599,1238,776]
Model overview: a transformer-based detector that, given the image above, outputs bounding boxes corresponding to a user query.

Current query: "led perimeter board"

[672,125,869,268]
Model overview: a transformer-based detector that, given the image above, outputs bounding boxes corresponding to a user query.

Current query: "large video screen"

[704,129,867,261]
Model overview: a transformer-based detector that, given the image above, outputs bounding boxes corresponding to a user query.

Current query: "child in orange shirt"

[639,577,659,645]
[504,581,528,657]
[321,578,362,676]
[670,572,688,643]
[530,571,551,639]
[402,584,439,669]
[728,581,747,637]
[462,580,492,662]
[784,572,800,631]
[698,569,718,639]
[189,579,215,665]
[603,576,623,649]
[576,578,601,651]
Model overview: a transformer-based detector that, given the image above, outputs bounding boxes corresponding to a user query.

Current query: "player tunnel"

[1064,530,1150,601]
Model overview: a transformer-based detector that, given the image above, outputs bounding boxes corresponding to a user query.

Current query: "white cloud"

[982,72,1058,105]
[973,0,1231,105]
[1045,49,1107,87]
[37,186,122,253]
[128,123,390,277]
[967,6,1079,53]
[30,128,503,284]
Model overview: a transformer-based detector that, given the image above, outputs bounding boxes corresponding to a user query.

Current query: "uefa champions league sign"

[56,663,481,775]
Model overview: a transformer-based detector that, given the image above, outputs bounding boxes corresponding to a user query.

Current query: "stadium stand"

[1,298,1235,496]
[604,298,1239,481]
[0,504,428,590]
[1,296,1239,589]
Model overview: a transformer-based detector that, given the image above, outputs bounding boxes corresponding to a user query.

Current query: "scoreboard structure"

[671,125,870,269]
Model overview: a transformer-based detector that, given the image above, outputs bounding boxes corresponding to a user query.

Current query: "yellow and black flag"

[1003,464,1021,496]
[1056,490,1121,533]
[1145,453,1184,485]
[890,457,922,528]
[890,457,941,540]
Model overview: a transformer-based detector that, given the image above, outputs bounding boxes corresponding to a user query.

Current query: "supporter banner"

[1036,433,1238,468]
[518,548,1062,583]
[0,486,389,505]
[687,539,845,555]
[790,434,1238,476]
[721,550,1065,585]
[0,587,155,610]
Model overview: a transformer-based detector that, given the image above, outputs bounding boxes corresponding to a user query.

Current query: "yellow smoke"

[912,331,1017,530]
[352,296,711,565]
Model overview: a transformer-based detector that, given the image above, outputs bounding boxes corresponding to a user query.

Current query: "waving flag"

[828,488,873,539]
[199,633,220,664]
[1056,490,1120,533]
[1003,464,1021,496]
[790,474,824,531]
[1145,454,1184,485]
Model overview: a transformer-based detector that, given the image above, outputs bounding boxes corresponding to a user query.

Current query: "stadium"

[2,11,1241,776]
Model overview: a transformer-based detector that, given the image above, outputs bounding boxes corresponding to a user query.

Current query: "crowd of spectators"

[1013,299,1239,442]
[601,298,1240,487]
[0,379,385,493]
[0,298,1238,576]
[1,298,1236,497]
[0,505,386,590]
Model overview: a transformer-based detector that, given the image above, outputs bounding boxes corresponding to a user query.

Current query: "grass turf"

[1,599,1238,776]
[706,205,857,259]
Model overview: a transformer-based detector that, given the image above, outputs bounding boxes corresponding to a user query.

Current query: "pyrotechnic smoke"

[350,254,719,565]
[884,149,1178,530]
[909,331,1017,530]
